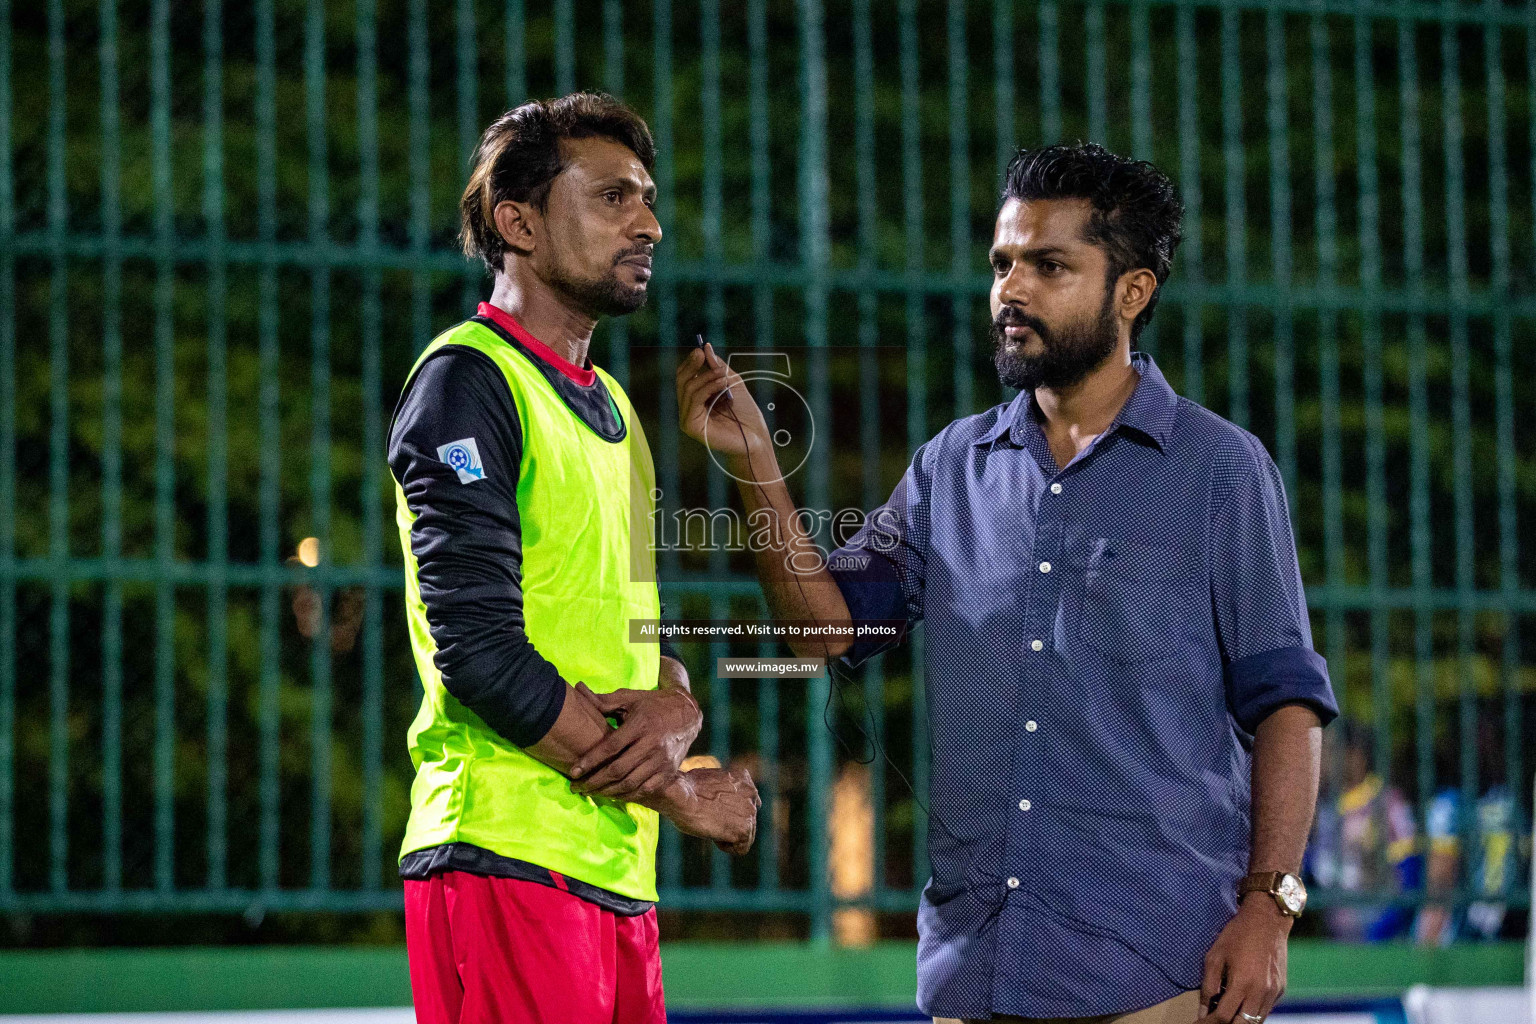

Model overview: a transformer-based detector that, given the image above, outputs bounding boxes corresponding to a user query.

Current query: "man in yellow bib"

[388,92,758,1024]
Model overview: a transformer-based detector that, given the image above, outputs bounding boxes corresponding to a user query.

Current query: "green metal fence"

[1,0,1533,942]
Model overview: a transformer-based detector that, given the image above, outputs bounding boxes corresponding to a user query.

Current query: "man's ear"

[1117,268,1158,326]
[494,199,539,257]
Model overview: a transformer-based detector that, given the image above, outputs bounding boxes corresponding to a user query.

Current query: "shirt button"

[1038,561,1052,573]
[1025,720,1038,732]
[1030,639,1044,652]
[1050,482,1063,494]
[1006,876,1020,889]
[1018,798,1032,811]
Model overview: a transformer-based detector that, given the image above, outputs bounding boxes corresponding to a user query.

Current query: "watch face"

[1277,874,1306,914]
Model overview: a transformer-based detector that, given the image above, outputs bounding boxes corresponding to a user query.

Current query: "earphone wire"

[697,336,962,848]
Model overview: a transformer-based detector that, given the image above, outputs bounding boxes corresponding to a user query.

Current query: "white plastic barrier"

[1403,985,1530,1024]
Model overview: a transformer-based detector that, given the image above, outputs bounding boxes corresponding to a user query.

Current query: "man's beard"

[992,289,1119,392]
[547,244,652,317]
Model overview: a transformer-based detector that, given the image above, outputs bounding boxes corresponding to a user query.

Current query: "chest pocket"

[1075,537,1200,665]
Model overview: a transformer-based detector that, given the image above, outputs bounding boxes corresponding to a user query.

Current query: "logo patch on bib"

[437,437,486,483]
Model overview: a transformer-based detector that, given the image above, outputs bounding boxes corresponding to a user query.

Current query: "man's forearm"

[528,682,701,818]
[723,445,852,659]
[658,654,691,694]
[524,683,620,775]
[1247,702,1324,874]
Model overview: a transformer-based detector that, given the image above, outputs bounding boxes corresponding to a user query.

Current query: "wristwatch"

[1237,871,1307,918]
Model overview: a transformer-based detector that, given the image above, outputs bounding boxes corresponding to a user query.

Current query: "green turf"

[0,940,1524,1013]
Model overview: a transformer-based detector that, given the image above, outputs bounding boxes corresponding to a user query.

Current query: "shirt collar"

[973,350,1179,452]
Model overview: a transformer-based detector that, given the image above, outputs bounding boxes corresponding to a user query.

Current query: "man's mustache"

[613,244,654,266]
[993,306,1049,339]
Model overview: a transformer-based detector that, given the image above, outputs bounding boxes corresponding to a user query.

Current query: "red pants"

[405,872,666,1024]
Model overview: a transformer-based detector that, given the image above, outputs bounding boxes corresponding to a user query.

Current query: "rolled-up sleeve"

[826,440,934,668]
[1211,449,1338,732]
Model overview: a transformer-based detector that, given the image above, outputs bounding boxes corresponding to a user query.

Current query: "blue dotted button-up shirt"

[827,351,1338,1020]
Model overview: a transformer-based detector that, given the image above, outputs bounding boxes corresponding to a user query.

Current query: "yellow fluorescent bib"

[395,319,661,901]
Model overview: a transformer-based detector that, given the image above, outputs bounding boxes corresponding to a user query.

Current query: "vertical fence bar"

[1266,9,1296,500]
[1355,8,1391,823]
[1488,0,1524,851]
[701,0,723,426]
[305,0,334,892]
[458,0,479,311]
[995,0,1014,182]
[505,0,526,107]
[798,0,832,943]
[1221,5,1247,427]
[356,0,384,893]
[0,0,10,897]
[747,0,778,893]
[949,1,971,419]
[708,657,730,892]
[749,0,773,355]
[1086,1,1107,145]
[603,0,623,97]
[853,0,886,903]
[653,0,682,896]
[898,0,929,893]
[203,0,230,891]
[860,667,887,902]
[1175,4,1203,402]
[700,0,730,891]
[1130,0,1152,163]
[707,654,730,891]
[603,0,627,378]
[409,0,431,354]
[1398,9,1435,815]
[98,0,124,894]
[1525,16,1536,904]
[756,669,779,891]
[555,0,575,96]
[1440,0,1477,855]
[255,0,283,893]
[150,0,176,894]
[1311,8,1348,794]
[1039,0,1061,145]
[46,0,69,895]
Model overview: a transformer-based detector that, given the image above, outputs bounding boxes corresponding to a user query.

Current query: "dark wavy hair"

[1000,142,1184,346]
[460,92,656,274]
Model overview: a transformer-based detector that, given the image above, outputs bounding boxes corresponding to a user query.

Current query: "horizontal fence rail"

[0,0,1533,944]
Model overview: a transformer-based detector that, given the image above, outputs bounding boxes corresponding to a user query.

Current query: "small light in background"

[297,537,320,567]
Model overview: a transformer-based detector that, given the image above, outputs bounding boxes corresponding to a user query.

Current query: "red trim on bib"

[478,302,598,387]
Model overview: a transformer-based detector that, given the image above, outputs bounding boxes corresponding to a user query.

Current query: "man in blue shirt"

[676,142,1337,1024]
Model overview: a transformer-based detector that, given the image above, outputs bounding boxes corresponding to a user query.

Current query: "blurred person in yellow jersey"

[1306,721,1420,942]
[387,92,759,1024]
[1415,715,1530,945]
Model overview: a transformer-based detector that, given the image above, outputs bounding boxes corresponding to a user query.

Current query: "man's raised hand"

[675,343,771,456]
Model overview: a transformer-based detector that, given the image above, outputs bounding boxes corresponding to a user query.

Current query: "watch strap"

[1237,871,1285,896]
